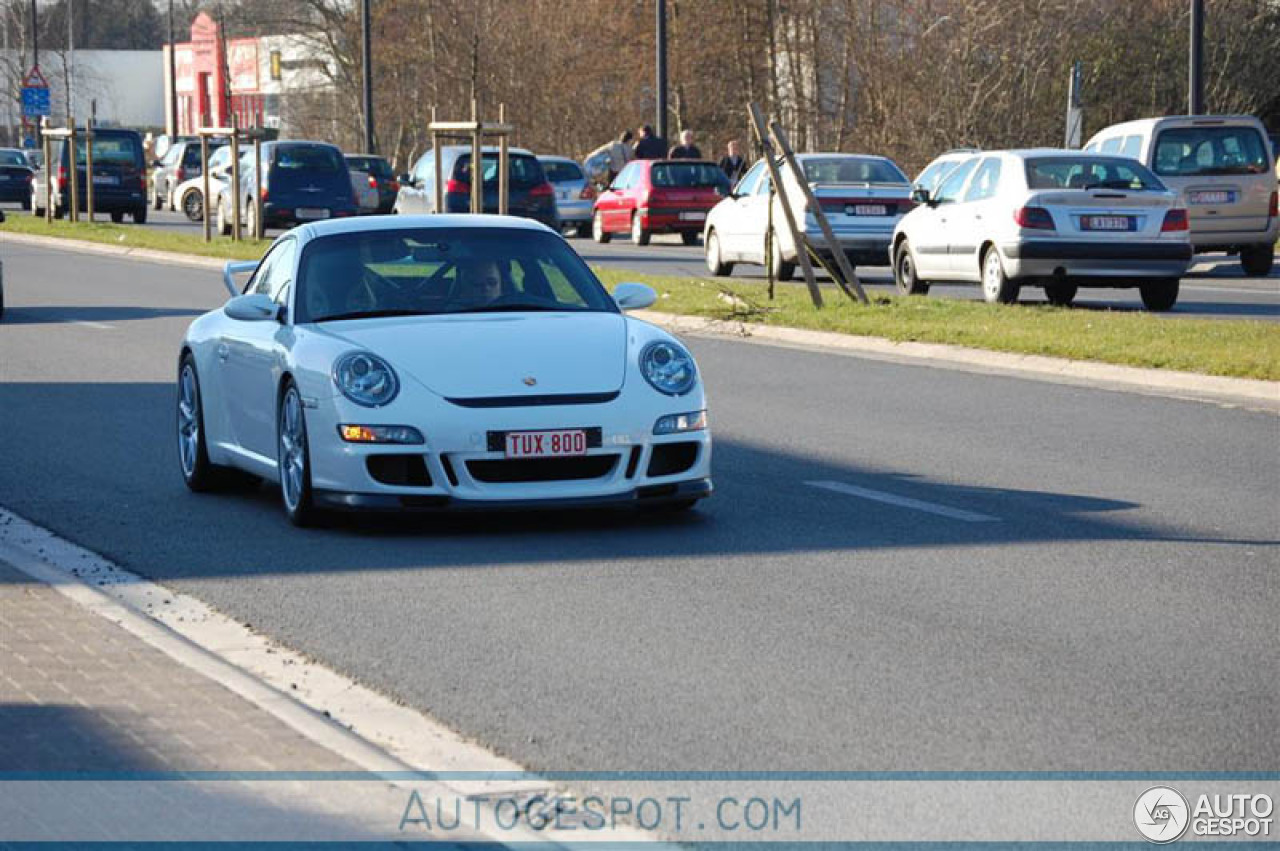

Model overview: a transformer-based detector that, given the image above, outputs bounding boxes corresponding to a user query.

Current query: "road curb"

[634,309,1280,412]
[3,229,1274,411]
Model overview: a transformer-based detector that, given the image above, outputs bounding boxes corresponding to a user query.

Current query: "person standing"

[668,129,702,159]
[718,140,747,182]
[608,130,634,177]
[633,125,667,160]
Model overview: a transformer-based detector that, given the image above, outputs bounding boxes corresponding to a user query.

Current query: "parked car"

[704,153,911,278]
[171,144,249,222]
[892,150,1192,310]
[538,155,595,237]
[344,154,398,214]
[913,148,980,194]
[216,140,358,236]
[1085,115,1277,276]
[0,148,35,209]
[393,146,559,228]
[593,159,729,246]
[177,215,711,525]
[31,127,148,223]
[152,138,224,211]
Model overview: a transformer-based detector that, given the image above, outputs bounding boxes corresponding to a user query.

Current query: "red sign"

[22,66,48,88]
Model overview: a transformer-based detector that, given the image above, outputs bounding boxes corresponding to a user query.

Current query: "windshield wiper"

[316,309,435,322]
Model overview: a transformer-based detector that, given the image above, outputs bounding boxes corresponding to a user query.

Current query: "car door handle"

[217,343,230,362]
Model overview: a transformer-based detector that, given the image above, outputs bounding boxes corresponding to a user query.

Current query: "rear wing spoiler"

[222,260,258,298]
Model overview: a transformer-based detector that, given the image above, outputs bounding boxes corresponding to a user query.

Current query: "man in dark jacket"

[668,129,702,159]
[633,125,667,160]
[718,139,747,182]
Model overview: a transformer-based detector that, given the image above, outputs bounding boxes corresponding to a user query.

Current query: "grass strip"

[2,213,268,260]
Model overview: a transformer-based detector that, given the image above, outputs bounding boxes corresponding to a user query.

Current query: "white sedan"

[176,215,712,525]
[892,149,1193,310]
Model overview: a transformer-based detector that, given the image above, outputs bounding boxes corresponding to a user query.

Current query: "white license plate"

[849,204,888,216]
[504,429,588,458]
[92,175,118,185]
[678,210,706,221]
[296,207,330,220]
[1189,190,1233,205]
[1082,215,1130,231]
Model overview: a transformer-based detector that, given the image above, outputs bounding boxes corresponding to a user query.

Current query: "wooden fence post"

[748,102,821,308]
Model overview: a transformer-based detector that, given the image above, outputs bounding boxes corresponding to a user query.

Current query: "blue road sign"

[21,86,51,119]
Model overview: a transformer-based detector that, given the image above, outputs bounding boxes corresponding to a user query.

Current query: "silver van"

[1084,115,1277,276]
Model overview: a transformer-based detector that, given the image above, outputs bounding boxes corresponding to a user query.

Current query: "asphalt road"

[132,206,1280,321]
[1,241,1277,771]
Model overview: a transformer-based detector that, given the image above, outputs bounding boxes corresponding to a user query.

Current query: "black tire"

[110,211,124,224]
[53,204,64,220]
[980,246,1020,304]
[681,231,699,246]
[575,222,591,239]
[176,353,224,492]
[1240,244,1274,277]
[893,240,929,295]
[20,195,30,211]
[1139,278,1179,312]
[132,207,147,225]
[769,231,795,281]
[152,186,164,210]
[705,229,734,276]
[182,189,204,222]
[631,213,650,246]
[277,380,320,527]
[1043,283,1078,307]
[592,209,611,243]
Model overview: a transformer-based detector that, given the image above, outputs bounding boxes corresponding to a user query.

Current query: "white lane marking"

[806,480,1000,523]
[72,320,115,330]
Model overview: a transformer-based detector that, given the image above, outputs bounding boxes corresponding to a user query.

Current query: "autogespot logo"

[1135,786,1191,843]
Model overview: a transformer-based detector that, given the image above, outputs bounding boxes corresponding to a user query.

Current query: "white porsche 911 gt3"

[176,215,712,525]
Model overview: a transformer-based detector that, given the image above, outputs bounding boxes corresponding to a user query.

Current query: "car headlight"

[333,351,399,408]
[640,341,697,396]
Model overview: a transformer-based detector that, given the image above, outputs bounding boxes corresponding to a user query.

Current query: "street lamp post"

[1189,0,1204,115]
[361,0,374,153]
[168,0,178,137]
[655,0,667,144]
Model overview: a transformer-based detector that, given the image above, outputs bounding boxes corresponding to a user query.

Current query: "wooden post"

[431,106,443,214]
[769,121,868,304]
[84,122,94,223]
[42,119,52,223]
[497,103,508,216]
[229,121,241,241]
[748,103,821,308]
[469,98,482,216]
[253,137,263,239]
[67,119,79,223]
[201,134,211,242]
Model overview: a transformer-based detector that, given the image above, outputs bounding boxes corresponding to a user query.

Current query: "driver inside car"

[451,257,504,306]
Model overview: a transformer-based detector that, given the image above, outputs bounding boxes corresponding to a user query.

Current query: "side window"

[412,155,433,185]
[753,169,774,197]
[247,238,296,300]
[933,158,979,204]
[1100,137,1122,154]
[735,161,764,196]
[614,162,638,190]
[1120,135,1143,159]
[962,158,1002,202]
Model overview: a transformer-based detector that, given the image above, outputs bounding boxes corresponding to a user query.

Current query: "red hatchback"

[592,159,730,245]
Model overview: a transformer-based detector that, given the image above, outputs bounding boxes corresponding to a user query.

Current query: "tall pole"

[361,0,374,153]
[168,0,178,137]
[30,0,37,69]
[1189,0,1204,115]
[66,0,74,116]
[655,0,667,143]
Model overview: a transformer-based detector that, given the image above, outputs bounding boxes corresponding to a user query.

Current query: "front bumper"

[797,226,894,266]
[1002,240,1192,281]
[315,478,712,512]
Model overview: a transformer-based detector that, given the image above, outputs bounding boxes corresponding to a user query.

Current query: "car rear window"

[68,134,142,166]
[542,161,585,183]
[1024,157,1164,191]
[0,150,27,166]
[802,157,908,185]
[1153,126,1270,176]
[453,153,546,187]
[347,156,393,178]
[182,142,223,168]
[651,162,730,189]
[273,144,344,172]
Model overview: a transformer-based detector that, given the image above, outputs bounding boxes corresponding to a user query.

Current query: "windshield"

[802,156,908,184]
[69,134,141,167]
[452,153,546,187]
[651,162,729,189]
[273,144,344,173]
[1024,157,1165,191]
[346,156,393,178]
[296,227,619,323]
[1153,126,1270,176]
[542,160,585,183]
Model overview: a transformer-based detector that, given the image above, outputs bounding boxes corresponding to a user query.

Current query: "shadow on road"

[0,306,205,324]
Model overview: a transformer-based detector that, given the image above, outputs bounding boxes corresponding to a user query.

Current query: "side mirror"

[910,186,932,206]
[612,282,657,312]
[224,293,280,322]
[399,173,412,186]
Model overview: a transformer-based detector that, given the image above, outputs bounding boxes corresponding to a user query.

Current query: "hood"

[315,311,628,399]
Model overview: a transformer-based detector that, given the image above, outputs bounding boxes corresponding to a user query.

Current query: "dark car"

[152,138,223,210]
[393,146,559,229]
[217,140,358,236]
[0,148,35,209]
[32,128,148,223]
[345,153,398,214]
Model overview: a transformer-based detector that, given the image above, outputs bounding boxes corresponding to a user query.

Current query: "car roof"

[537,155,581,164]
[1090,114,1265,136]
[794,152,892,161]
[344,153,386,160]
[436,145,535,156]
[296,213,556,241]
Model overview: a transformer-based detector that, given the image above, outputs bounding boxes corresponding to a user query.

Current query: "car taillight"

[445,178,469,194]
[1013,206,1055,230]
[1161,208,1189,232]
[1270,191,1278,218]
[579,185,597,200]
[368,174,378,188]
[530,182,554,198]
[58,165,67,183]
[176,166,186,182]
[261,186,270,202]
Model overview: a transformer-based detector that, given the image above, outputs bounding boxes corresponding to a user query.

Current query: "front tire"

[109,211,124,224]
[705,229,733,276]
[981,246,1020,304]
[769,231,795,281]
[894,240,929,295]
[132,206,147,224]
[182,189,204,222]
[278,381,319,527]
[592,210,611,243]
[631,213,650,246]
[177,354,225,492]
[1139,278,1179,312]
[681,231,699,246]
[1043,283,1077,307]
[1240,244,1274,277]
